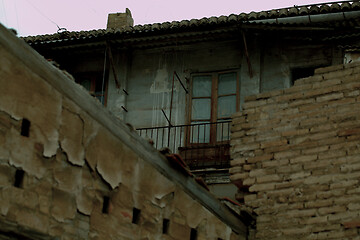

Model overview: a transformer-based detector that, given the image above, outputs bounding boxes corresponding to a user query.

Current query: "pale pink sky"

[0,0,340,36]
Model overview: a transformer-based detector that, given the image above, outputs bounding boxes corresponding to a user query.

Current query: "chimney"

[107,8,134,29]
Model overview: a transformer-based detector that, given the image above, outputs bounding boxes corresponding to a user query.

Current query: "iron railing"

[137,121,231,169]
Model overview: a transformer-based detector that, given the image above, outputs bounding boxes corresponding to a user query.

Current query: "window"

[189,71,239,144]
[75,72,108,105]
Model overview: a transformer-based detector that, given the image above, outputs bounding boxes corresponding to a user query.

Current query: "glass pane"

[192,75,212,97]
[78,79,91,91]
[218,72,236,95]
[191,121,210,143]
[216,121,231,142]
[192,99,211,120]
[217,95,236,118]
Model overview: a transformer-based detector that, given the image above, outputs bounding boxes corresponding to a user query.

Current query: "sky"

[0,0,341,36]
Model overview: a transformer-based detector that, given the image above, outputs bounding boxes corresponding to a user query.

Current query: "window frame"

[75,71,109,106]
[188,70,240,145]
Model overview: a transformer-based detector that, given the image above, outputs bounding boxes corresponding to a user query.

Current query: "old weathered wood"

[106,43,121,89]
[0,24,248,235]
[241,31,253,79]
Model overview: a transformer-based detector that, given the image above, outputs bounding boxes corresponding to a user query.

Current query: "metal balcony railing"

[137,121,231,169]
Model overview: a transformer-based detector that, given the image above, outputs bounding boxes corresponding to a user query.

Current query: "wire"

[14,0,20,34]
[24,0,66,32]
[1,0,8,26]
[101,46,107,105]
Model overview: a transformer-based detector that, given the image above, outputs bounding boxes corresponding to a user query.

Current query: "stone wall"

[230,62,360,239]
[0,25,246,239]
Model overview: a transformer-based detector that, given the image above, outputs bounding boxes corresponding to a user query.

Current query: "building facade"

[23,1,360,198]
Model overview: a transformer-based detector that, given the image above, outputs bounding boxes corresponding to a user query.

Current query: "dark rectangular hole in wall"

[190,228,197,240]
[21,118,30,137]
[162,218,170,234]
[102,196,110,214]
[132,207,141,224]
[14,169,24,188]
[291,67,316,85]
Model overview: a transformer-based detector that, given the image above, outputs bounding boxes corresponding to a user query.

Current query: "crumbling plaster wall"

[230,61,360,239]
[0,26,245,240]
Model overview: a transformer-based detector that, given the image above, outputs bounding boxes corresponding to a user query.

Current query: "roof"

[23,1,360,46]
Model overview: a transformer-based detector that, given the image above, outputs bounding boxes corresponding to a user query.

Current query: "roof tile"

[22,1,360,45]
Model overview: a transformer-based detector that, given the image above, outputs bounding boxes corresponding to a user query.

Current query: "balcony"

[137,121,231,170]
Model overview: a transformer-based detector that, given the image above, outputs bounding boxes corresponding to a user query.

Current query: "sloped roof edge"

[23,1,360,45]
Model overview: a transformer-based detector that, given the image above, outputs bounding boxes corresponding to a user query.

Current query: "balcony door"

[189,71,239,144]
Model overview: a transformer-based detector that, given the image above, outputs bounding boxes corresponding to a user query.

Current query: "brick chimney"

[107,8,134,29]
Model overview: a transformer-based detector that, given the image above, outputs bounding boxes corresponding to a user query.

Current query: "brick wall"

[0,26,245,239]
[230,62,360,239]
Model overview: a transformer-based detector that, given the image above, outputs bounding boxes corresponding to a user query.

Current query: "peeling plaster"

[150,68,171,94]
[6,128,46,179]
[59,108,85,166]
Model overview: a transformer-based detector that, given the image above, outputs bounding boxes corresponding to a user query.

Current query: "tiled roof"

[23,1,360,45]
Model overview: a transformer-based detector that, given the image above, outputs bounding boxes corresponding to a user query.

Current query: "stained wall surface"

[230,62,360,239]
[28,23,343,200]
[0,25,246,240]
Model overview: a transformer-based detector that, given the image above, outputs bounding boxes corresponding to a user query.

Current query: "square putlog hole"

[21,118,30,137]
[132,207,141,224]
[14,169,25,188]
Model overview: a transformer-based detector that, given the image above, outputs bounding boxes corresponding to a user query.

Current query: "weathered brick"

[279,209,316,218]
[276,164,302,174]
[246,154,273,164]
[249,183,276,192]
[309,131,337,141]
[275,92,304,103]
[340,163,360,172]
[330,180,358,189]
[230,158,246,166]
[249,169,274,177]
[242,164,254,171]
[302,216,328,225]
[303,159,330,170]
[229,166,242,174]
[274,150,300,159]
[305,199,333,208]
[229,172,249,181]
[338,127,360,137]
[243,99,267,109]
[230,63,360,239]
[290,154,317,164]
[318,205,346,215]
[260,139,288,149]
[314,64,344,74]
[233,143,260,152]
[243,177,255,186]
[262,159,289,168]
[281,226,311,235]
[328,211,359,222]
[317,189,346,199]
[281,129,309,137]
[257,174,282,183]
[275,179,303,189]
[343,220,360,229]
[347,203,360,210]
[288,171,311,180]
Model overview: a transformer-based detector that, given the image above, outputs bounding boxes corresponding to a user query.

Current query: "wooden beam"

[241,31,253,79]
[106,42,121,88]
